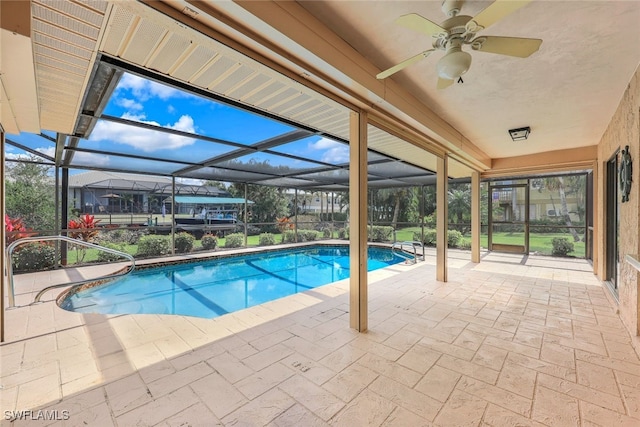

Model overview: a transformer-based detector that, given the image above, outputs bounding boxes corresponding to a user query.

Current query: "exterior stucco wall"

[596,64,640,345]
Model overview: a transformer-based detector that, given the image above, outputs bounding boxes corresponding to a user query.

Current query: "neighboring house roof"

[68,171,229,196]
[164,196,254,205]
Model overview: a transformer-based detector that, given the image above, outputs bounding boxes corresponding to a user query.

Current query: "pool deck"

[1,243,640,426]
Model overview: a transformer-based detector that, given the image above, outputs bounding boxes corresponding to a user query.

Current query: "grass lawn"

[64,227,584,265]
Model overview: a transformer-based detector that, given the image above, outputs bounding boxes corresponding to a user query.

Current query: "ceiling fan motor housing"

[441,0,464,17]
[437,37,472,80]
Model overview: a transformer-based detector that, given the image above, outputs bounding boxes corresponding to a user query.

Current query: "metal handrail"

[392,241,425,264]
[6,235,135,308]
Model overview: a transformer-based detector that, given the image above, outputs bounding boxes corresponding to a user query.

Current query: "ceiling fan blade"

[376,50,435,80]
[437,77,454,90]
[467,0,531,32]
[395,13,445,37]
[472,36,542,58]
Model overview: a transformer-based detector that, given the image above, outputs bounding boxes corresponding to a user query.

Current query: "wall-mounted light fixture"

[508,126,531,141]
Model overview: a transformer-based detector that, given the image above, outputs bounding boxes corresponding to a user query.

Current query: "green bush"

[13,243,57,272]
[299,229,321,242]
[338,228,349,239]
[97,242,127,263]
[552,237,574,256]
[447,230,463,247]
[136,235,171,257]
[322,228,331,238]
[174,232,195,253]
[369,225,393,242]
[201,234,218,250]
[259,233,276,246]
[283,230,296,243]
[224,233,244,248]
[413,229,437,246]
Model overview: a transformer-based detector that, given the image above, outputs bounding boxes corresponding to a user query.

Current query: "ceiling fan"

[376,0,542,89]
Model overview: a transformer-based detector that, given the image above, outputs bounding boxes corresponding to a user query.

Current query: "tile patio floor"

[1,247,639,426]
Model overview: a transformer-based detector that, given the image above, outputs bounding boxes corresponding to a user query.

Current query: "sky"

[5,72,350,181]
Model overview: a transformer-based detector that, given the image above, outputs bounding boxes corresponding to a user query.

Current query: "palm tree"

[448,187,471,225]
[543,176,580,241]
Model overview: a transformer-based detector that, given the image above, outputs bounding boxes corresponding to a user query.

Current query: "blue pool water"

[60,246,404,318]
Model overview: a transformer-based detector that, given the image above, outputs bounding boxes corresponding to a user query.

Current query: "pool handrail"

[5,235,136,309]
[391,241,425,264]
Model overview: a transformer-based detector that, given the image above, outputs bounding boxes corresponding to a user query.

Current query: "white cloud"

[309,138,349,164]
[90,114,197,153]
[176,177,204,186]
[115,97,143,111]
[73,151,110,167]
[36,147,55,158]
[116,73,183,101]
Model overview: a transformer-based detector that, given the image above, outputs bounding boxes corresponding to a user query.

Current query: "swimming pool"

[59,245,404,318]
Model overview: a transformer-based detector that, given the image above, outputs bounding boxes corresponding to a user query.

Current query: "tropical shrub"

[283,230,296,243]
[259,233,276,246]
[322,228,332,238]
[552,237,574,256]
[136,235,171,257]
[224,233,244,248]
[97,243,127,263]
[5,214,36,246]
[447,230,463,247]
[299,230,320,241]
[338,228,348,239]
[369,225,393,242]
[174,232,195,253]
[201,234,218,250]
[12,242,56,272]
[68,214,101,263]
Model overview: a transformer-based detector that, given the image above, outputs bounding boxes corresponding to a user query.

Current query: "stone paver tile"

[348,337,404,361]
[506,352,576,382]
[540,341,575,369]
[278,375,344,421]
[235,363,295,400]
[242,343,293,372]
[575,349,640,376]
[382,329,422,353]
[147,361,213,398]
[356,352,422,388]
[615,370,640,420]
[604,338,640,363]
[280,353,336,385]
[330,389,394,426]
[40,387,106,421]
[531,385,579,427]
[465,323,515,341]
[319,345,365,373]
[437,354,499,384]
[221,388,295,426]
[126,343,167,371]
[104,374,152,416]
[471,344,509,371]
[168,344,224,372]
[0,360,60,389]
[250,329,295,352]
[267,403,328,427]
[496,361,537,399]
[396,343,441,374]
[282,336,332,362]
[322,362,378,402]
[483,403,547,427]
[456,376,532,417]
[418,336,476,361]
[138,359,176,384]
[415,364,460,403]
[513,328,544,349]
[61,372,103,398]
[483,335,539,359]
[16,373,61,411]
[190,373,248,419]
[228,343,259,360]
[206,351,253,384]
[576,359,619,396]
[453,329,486,352]
[537,372,625,413]
[114,386,195,426]
[580,400,640,427]
[543,333,608,356]
[160,402,221,427]
[368,375,440,421]
[381,406,431,427]
[432,389,487,427]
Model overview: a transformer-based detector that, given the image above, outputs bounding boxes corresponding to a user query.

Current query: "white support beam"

[437,155,448,282]
[349,110,368,332]
[471,170,481,263]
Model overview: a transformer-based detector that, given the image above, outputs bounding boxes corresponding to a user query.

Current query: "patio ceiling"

[4,0,477,189]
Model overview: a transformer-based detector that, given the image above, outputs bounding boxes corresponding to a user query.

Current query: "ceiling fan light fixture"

[436,48,472,80]
[509,126,531,141]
